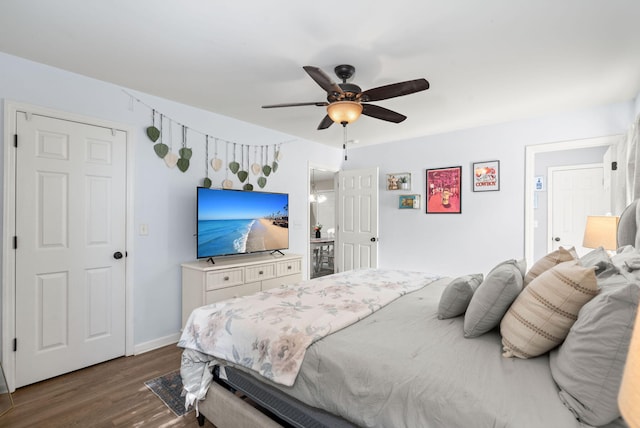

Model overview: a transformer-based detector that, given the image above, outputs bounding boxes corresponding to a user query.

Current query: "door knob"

[113,251,124,260]
[370,237,378,242]
[553,237,561,242]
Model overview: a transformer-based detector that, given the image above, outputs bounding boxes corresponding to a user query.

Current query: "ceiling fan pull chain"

[343,125,348,161]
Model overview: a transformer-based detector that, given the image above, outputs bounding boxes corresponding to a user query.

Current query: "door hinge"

[14,134,18,148]
[13,236,17,249]
[13,338,17,352]
[611,161,617,171]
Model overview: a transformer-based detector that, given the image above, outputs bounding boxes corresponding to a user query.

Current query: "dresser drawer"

[206,268,244,291]
[262,273,303,291]
[205,281,261,304]
[276,259,301,276]
[245,263,276,282]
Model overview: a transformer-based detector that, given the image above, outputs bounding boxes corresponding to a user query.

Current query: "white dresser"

[181,253,303,326]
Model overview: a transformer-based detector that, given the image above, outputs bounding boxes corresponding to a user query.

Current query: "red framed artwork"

[426,166,462,214]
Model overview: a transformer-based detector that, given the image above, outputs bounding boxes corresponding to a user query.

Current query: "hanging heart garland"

[229,142,240,174]
[251,145,261,175]
[243,148,253,190]
[222,141,233,189]
[262,144,272,176]
[271,144,279,173]
[177,125,191,172]
[146,109,161,142]
[211,138,222,171]
[153,113,170,159]
[237,144,249,183]
[202,135,212,188]
[257,145,267,188]
[160,115,177,167]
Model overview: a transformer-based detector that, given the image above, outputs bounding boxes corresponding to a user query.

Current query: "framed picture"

[399,194,420,209]
[472,160,500,192]
[426,166,462,214]
[386,172,411,191]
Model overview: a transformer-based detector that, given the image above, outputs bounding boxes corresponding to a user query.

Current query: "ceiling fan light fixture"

[327,101,363,125]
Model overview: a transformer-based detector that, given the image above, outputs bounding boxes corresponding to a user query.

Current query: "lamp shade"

[326,101,363,124]
[620,305,640,428]
[582,216,620,250]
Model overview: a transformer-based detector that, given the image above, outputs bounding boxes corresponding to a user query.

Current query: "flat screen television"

[196,187,289,259]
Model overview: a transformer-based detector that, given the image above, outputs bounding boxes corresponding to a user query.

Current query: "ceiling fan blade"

[360,78,429,102]
[303,66,344,95]
[362,104,407,123]
[317,115,334,130]
[262,101,328,108]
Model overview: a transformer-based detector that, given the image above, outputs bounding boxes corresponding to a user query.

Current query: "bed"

[178,202,640,428]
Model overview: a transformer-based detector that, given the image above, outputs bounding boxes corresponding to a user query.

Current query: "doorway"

[309,166,336,279]
[524,135,620,266]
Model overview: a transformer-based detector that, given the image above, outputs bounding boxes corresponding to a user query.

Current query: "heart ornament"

[177,158,190,172]
[229,161,240,174]
[146,126,160,142]
[164,151,179,168]
[153,143,169,159]
[211,157,223,172]
[237,170,249,183]
[222,178,233,189]
[257,176,267,188]
[251,163,261,175]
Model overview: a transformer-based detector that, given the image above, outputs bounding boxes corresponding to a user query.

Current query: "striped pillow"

[523,247,576,286]
[500,260,598,359]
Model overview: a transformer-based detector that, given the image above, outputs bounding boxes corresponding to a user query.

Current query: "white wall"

[0,52,342,351]
[346,102,633,277]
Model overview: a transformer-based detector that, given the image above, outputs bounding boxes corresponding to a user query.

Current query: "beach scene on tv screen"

[197,189,289,258]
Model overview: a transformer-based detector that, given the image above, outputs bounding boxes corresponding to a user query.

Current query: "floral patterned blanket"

[178,269,440,408]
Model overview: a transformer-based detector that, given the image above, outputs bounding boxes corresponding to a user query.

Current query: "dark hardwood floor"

[1,344,216,427]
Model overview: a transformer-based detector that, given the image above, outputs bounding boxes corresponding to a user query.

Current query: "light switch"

[139,224,149,235]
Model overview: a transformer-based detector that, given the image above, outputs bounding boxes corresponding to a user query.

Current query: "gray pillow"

[437,274,484,320]
[463,259,524,338]
[579,246,617,278]
[549,276,639,426]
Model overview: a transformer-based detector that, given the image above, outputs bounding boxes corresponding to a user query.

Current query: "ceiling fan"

[262,64,429,130]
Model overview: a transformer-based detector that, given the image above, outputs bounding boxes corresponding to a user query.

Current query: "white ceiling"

[1,0,639,148]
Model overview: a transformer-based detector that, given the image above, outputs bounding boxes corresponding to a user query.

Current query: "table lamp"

[582,216,620,251]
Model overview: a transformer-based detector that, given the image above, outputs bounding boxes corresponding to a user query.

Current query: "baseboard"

[134,332,181,355]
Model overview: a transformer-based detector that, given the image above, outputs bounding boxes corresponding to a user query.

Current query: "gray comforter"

[264,277,586,428]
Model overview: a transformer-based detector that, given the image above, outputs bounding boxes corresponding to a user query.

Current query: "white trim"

[1,100,136,391]
[524,135,620,268]
[133,333,181,355]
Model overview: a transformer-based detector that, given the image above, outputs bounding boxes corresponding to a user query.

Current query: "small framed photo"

[472,160,500,192]
[399,194,420,209]
[386,172,411,191]
[426,166,462,214]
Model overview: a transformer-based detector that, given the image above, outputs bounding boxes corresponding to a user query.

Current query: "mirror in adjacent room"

[309,167,336,279]
[0,363,14,417]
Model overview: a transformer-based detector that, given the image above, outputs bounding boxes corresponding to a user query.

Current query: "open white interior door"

[337,167,379,272]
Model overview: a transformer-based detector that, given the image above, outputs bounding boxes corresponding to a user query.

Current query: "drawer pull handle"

[224,276,229,281]
[259,270,264,275]
[287,265,292,270]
